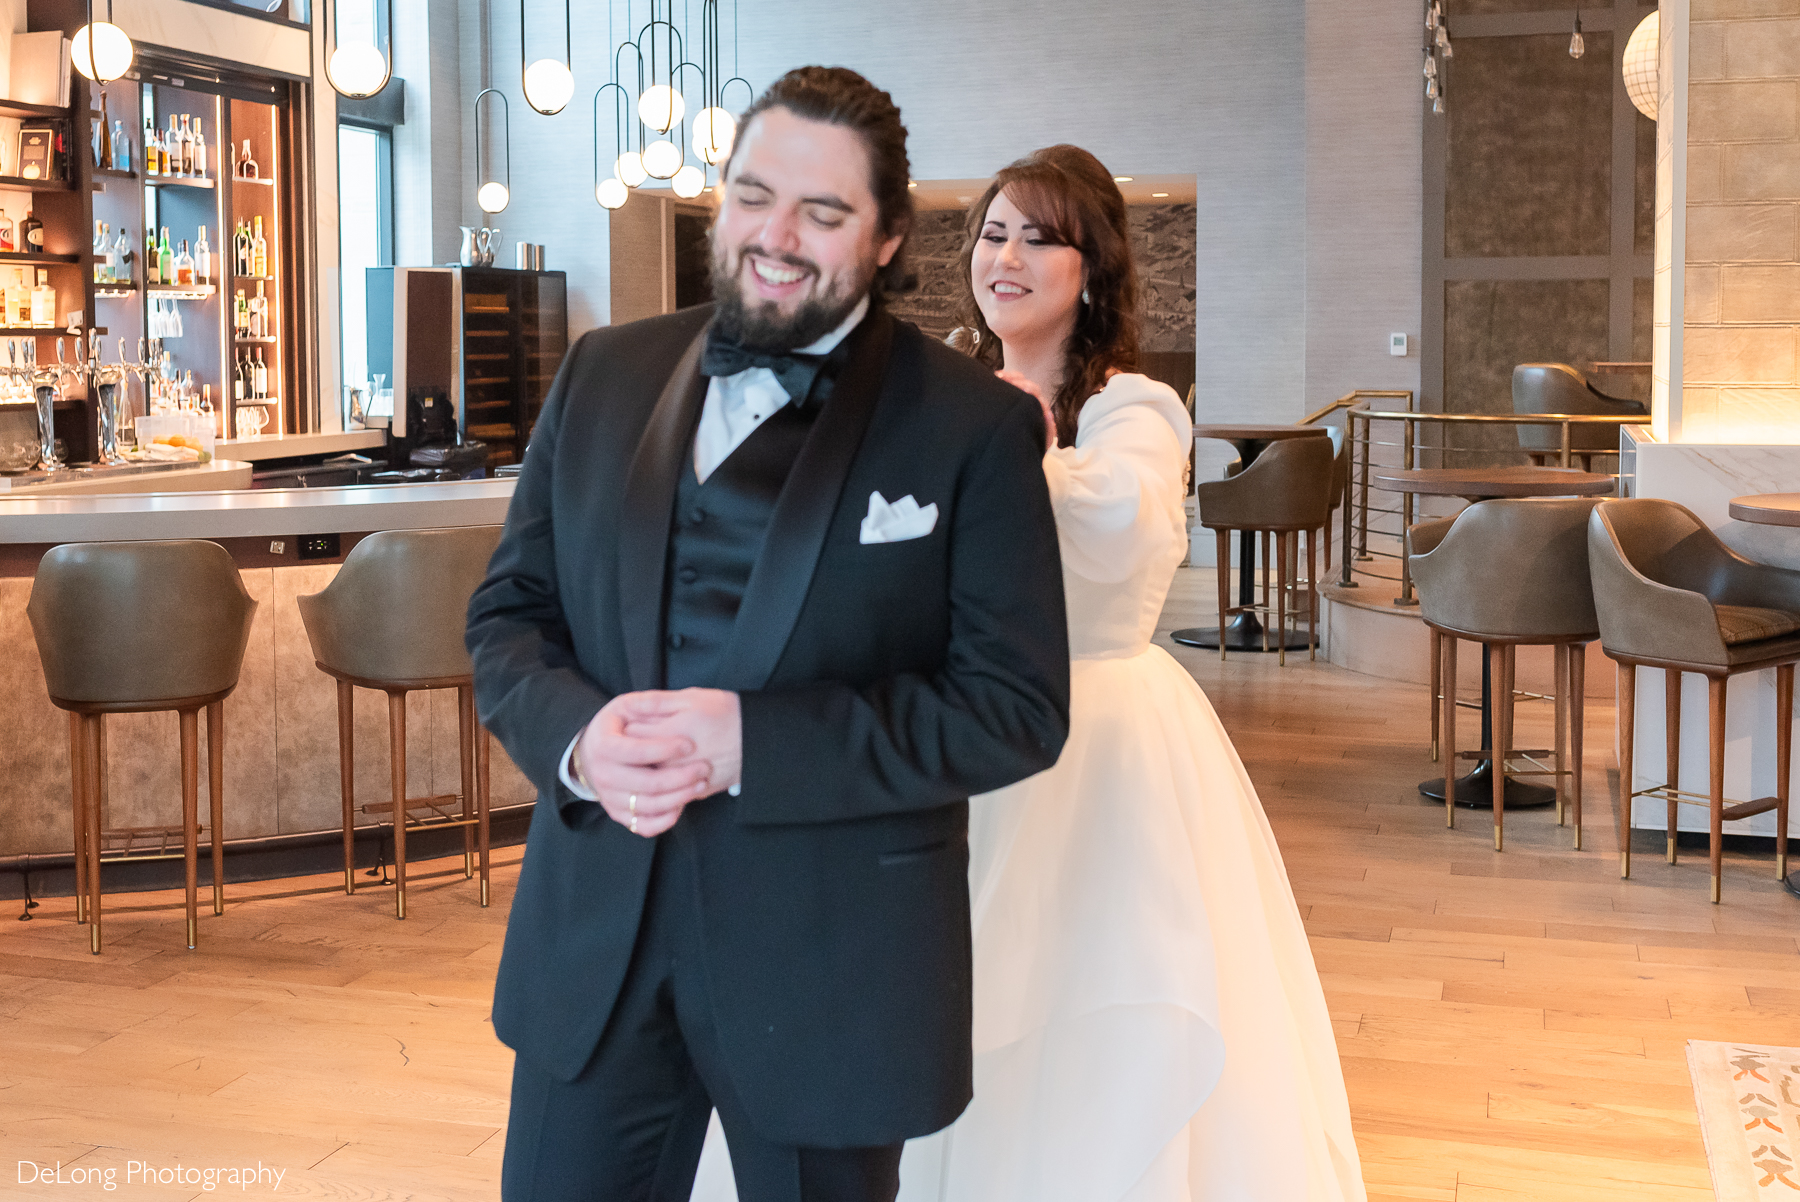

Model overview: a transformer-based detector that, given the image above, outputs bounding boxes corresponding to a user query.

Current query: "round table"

[1170,424,1332,654]
[1377,466,1617,810]
[1729,493,1800,527]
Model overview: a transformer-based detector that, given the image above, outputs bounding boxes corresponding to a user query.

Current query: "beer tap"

[23,339,69,472]
[84,330,129,464]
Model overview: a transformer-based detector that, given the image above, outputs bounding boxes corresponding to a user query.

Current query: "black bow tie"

[700,328,830,403]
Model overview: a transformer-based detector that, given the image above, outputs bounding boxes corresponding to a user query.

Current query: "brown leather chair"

[297,525,503,918]
[1409,499,1601,850]
[1513,364,1646,470]
[1195,435,1334,664]
[26,540,257,954]
[1588,499,1800,902]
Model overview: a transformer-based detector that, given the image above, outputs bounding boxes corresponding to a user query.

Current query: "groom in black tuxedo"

[466,67,1069,1202]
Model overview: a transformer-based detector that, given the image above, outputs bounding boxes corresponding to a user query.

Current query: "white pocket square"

[859,490,939,544]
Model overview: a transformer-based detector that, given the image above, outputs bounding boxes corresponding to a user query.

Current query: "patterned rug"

[1690,1040,1800,1197]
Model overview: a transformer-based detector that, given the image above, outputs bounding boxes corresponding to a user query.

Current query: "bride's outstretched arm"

[1042,378,1191,584]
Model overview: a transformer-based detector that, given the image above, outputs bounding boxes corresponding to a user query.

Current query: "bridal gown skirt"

[691,645,1366,1202]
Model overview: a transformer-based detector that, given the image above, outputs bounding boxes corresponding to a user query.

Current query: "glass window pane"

[338,124,385,393]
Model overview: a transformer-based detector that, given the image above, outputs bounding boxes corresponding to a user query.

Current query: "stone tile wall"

[1680,0,1800,439]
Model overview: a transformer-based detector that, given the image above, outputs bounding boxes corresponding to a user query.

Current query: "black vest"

[663,402,817,689]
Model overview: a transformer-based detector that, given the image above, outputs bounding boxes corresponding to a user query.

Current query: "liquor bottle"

[30,269,53,328]
[232,350,245,402]
[249,281,265,337]
[194,226,211,286]
[251,217,267,278]
[179,115,193,176]
[192,118,206,178]
[9,268,27,326]
[234,221,249,276]
[253,348,268,399]
[21,210,42,254]
[0,210,15,254]
[143,117,158,176]
[93,221,108,282]
[239,140,258,180]
[112,120,129,172]
[157,227,173,286]
[91,117,104,170]
[174,240,194,287]
[200,384,217,438]
[146,228,160,284]
[234,288,248,334]
[113,227,131,281]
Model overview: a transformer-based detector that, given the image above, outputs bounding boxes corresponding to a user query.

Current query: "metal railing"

[1319,403,1653,604]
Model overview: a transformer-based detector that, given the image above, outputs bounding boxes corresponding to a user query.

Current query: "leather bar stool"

[297,525,503,918]
[1408,499,1600,850]
[26,540,257,954]
[1512,363,1645,471]
[1194,435,1334,664]
[1588,499,1800,902]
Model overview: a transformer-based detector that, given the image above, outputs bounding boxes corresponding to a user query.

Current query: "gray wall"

[436,0,1425,426]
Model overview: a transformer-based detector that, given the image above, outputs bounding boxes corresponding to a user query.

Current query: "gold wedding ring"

[628,794,638,834]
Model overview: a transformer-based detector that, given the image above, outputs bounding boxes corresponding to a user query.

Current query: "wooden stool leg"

[1215,530,1230,662]
[1570,645,1586,851]
[1430,629,1442,762]
[478,725,492,908]
[458,684,476,879]
[83,715,104,954]
[68,711,87,925]
[1442,634,1458,830]
[1554,643,1569,826]
[1493,645,1515,851]
[1618,662,1636,878]
[1306,529,1318,662]
[180,708,200,950]
[337,680,356,895]
[1708,676,1726,904]
[1260,530,1271,653]
[389,690,408,920]
[1666,668,1682,864]
[207,701,225,917]
[1276,532,1290,667]
[1778,664,1794,882]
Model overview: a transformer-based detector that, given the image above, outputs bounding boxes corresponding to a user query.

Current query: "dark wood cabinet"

[458,268,567,465]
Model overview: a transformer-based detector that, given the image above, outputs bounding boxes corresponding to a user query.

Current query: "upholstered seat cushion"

[1715,604,1800,646]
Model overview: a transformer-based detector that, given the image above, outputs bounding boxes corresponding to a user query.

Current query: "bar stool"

[1588,499,1800,902]
[297,525,503,918]
[26,540,257,954]
[1408,499,1600,850]
[1194,435,1333,664]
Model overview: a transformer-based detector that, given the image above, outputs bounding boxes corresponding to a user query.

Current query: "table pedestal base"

[1171,613,1312,653]
[1417,761,1559,810]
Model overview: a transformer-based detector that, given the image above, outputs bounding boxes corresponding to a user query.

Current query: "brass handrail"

[1337,404,1653,600]
[1299,389,1414,426]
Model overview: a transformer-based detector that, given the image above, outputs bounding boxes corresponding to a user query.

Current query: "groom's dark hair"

[724,66,914,288]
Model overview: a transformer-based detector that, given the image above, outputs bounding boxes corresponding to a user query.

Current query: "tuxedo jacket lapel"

[619,329,708,691]
[717,311,897,692]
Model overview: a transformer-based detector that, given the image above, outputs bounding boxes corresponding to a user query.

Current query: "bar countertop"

[0,477,516,545]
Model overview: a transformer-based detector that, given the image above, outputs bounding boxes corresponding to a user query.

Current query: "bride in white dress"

[693,146,1365,1202]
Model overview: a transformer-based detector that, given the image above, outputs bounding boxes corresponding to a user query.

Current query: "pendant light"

[70,0,134,85]
[1569,8,1585,59]
[671,164,705,198]
[475,88,511,213]
[1623,10,1661,120]
[325,0,391,99]
[594,81,631,210]
[521,0,574,115]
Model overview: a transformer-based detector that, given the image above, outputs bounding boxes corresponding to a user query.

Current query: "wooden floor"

[2,568,1796,1199]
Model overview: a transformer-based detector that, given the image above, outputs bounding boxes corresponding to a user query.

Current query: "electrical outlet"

[268,540,285,555]
[298,533,341,560]
[1389,333,1408,357]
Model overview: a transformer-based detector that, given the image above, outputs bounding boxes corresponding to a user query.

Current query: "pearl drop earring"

[1081,287,1091,305]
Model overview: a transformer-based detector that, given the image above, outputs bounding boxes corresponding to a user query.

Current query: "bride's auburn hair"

[957,145,1141,447]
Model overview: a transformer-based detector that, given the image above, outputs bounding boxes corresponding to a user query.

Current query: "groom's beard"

[709,242,874,352]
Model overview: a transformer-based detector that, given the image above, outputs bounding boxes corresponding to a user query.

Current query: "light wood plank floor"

[1,568,1795,1200]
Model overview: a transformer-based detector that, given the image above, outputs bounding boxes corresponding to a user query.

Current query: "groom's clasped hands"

[573,689,744,838]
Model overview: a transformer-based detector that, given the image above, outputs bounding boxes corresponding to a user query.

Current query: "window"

[337,122,393,394]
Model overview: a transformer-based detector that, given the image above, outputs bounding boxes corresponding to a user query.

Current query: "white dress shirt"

[559,294,872,802]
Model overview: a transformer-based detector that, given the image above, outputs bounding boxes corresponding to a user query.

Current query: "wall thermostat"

[1389,333,1408,356]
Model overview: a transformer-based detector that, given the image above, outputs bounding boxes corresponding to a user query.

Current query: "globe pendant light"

[638,83,684,133]
[474,88,511,213]
[671,163,705,198]
[616,152,648,187]
[643,137,681,179]
[70,0,133,85]
[596,177,628,209]
[595,80,633,210]
[521,0,574,115]
[1623,10,1660,120]
[325,0,391,98]
[692,107,735,165]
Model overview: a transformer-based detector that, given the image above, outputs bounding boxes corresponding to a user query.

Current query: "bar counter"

[0,479,532,859]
